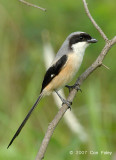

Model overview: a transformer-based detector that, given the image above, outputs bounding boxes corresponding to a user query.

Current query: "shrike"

[7,31,97,148]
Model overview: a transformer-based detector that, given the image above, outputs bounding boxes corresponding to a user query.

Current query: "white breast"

[66,52,83,82]
[72,41,89,57]
[68,41,89,80]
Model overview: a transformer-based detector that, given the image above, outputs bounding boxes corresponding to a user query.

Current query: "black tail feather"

[7,93,43,149]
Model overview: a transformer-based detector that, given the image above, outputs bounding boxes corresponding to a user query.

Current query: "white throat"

[72,42,89,57]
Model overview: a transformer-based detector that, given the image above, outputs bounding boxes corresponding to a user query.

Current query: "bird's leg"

[65,83,82,93]
[55,90,72,110]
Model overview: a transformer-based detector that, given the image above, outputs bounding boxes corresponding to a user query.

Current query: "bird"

[7,31,97,148]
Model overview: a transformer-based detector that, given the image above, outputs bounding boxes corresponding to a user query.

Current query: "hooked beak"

[87,38,98,43]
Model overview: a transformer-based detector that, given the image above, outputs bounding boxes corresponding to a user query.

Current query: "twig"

[35,1,116,160]
[75,38,116,87]
[102,63,110,70]
[82,0,108,42]
[19,0,46,11]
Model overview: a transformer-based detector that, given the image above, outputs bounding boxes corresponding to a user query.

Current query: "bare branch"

[102,64,110,70]
[35,104,68,160]
[36,38,116,160]
[75,40,116,87]
[19,0,46,11]
[82,0,108,41]
[35,1,116,160]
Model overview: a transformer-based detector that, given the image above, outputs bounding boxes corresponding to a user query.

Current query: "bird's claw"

[65,84,82,92]
[62,99,72,110]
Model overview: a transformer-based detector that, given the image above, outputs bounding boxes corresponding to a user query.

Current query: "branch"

[75,37,116,87]
[82,0,108,41]
[35,1,116,160]
[19,0,46,11]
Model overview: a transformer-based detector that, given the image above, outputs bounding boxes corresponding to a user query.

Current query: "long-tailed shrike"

[7,31,97,148]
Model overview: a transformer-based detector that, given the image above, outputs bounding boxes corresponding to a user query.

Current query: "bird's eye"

[80,36,83,40]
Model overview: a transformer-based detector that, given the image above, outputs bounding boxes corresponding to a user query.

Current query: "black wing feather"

[41,55,67,92]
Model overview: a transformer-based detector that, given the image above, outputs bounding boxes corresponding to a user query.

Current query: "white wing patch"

[51,74,55,78]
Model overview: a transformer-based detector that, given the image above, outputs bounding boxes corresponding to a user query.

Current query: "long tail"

[7,92,43,149]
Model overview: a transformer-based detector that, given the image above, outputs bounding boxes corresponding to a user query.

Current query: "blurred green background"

[0,0,116,160]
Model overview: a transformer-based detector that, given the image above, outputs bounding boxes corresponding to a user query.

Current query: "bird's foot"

[62,99,72,110]
[65,84,82,92]
[55,90,72,110]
